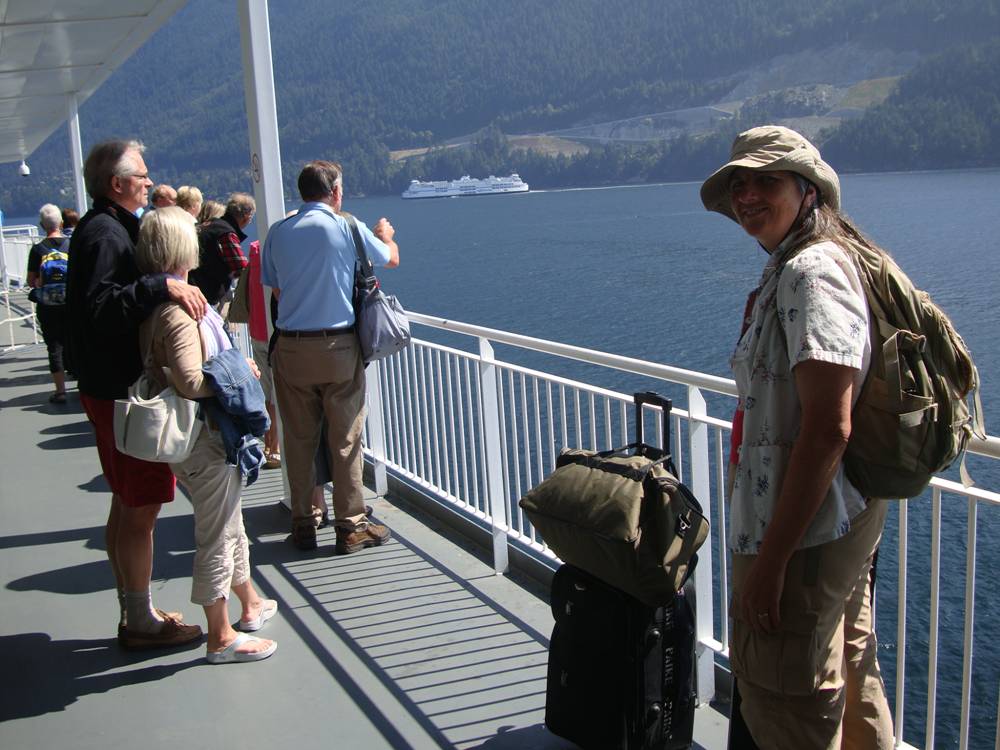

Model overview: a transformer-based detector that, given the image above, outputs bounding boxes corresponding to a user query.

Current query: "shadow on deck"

[0,339,729,749]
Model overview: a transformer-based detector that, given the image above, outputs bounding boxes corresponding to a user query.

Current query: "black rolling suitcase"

[546,565,697,750]
[544,392,697,750]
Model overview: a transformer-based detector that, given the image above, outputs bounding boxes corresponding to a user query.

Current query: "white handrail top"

[408,311,1000,460]
[408,311,739,397]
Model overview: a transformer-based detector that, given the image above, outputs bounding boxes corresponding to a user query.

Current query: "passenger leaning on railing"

[261,160,399,553]
[701,126,893,749]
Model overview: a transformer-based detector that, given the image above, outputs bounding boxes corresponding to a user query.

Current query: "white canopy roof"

[0,1,188,164]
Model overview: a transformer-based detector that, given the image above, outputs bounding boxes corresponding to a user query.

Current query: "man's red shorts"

[80,393,175,507]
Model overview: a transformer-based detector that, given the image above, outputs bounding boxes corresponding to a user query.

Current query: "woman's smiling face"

[728,168,808,251]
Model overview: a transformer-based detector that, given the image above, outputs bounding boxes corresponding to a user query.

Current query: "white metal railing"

[0,227,40,352]
[360,311,1000,750]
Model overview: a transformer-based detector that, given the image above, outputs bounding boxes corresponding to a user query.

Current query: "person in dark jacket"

[189,192,254,308]
[65,138,207,650]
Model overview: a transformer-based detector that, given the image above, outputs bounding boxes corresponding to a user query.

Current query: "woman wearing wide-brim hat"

[701,126,893,749]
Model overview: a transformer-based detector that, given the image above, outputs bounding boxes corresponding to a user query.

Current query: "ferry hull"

[402,174,529,199]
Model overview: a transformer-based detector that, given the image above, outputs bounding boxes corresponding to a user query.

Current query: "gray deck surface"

[0,331,729,749]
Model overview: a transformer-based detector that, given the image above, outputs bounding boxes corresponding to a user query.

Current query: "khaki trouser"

[271,332,366,529]
[171,428,250,606]
[250,338,275,405]
[731,500,894,750]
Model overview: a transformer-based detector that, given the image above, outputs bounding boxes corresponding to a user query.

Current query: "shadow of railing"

[239,481,559,750]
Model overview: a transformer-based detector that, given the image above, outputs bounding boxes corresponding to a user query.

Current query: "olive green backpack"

[815,244,985,499]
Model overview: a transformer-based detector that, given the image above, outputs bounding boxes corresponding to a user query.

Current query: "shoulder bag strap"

[342,212,377,292]
[142,308,190,390]
[143,308,159,370]
[266,292,280,367]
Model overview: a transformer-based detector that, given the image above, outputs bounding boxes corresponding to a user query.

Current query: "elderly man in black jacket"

[65,139,207,650]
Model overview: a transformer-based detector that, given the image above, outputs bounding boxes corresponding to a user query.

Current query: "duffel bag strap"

[557,450,674,482]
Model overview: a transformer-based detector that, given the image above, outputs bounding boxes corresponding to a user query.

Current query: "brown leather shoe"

[335,520,391,555]
[291,522,317,550]
[117,609,184,645]
[313,504,374,529]
[120,618,203,651]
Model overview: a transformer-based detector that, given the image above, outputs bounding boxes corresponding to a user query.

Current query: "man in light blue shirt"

[262,160,399,551]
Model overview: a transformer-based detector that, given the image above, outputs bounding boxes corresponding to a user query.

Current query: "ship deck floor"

[0,327,730,749]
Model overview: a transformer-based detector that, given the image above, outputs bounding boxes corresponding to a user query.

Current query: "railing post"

[478,337,510,575]
[687,385,716,704]
[365,359,389,497]
[0,210,9,291]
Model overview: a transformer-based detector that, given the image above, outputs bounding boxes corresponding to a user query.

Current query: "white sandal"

[237,599,278,632]
[206,633,277,664]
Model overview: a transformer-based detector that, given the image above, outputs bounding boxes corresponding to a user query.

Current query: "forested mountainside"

[822,41,1000,170]
[1,0,999,213]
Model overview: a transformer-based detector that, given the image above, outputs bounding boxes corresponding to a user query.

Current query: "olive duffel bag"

[518,392,709,605]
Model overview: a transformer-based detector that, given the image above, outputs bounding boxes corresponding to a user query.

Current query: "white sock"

[124,590,164,633]
[117,589,127,628]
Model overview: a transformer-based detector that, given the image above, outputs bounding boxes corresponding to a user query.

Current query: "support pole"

[67,95,87,215]
[237,0,290,507]
[237,0,285,234]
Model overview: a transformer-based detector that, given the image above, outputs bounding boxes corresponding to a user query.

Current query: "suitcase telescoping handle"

[634,391,671,456]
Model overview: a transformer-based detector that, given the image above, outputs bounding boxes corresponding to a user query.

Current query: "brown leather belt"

[279,326,355,338]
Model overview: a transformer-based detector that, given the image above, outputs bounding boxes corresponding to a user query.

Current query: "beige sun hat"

[700,125,841,221]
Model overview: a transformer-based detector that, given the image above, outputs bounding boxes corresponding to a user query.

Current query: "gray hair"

[226,192,255,219]
[135,206,199,275]
[38,203,63,233]
[83,139,145,200]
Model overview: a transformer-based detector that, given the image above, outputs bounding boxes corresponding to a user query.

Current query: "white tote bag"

[113,313,202,463]
[114,372,202,463]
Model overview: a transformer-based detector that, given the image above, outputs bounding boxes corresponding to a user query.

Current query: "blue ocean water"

[338,171,1000,749]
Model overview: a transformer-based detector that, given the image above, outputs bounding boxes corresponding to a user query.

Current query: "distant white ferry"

[401,173,529,199]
